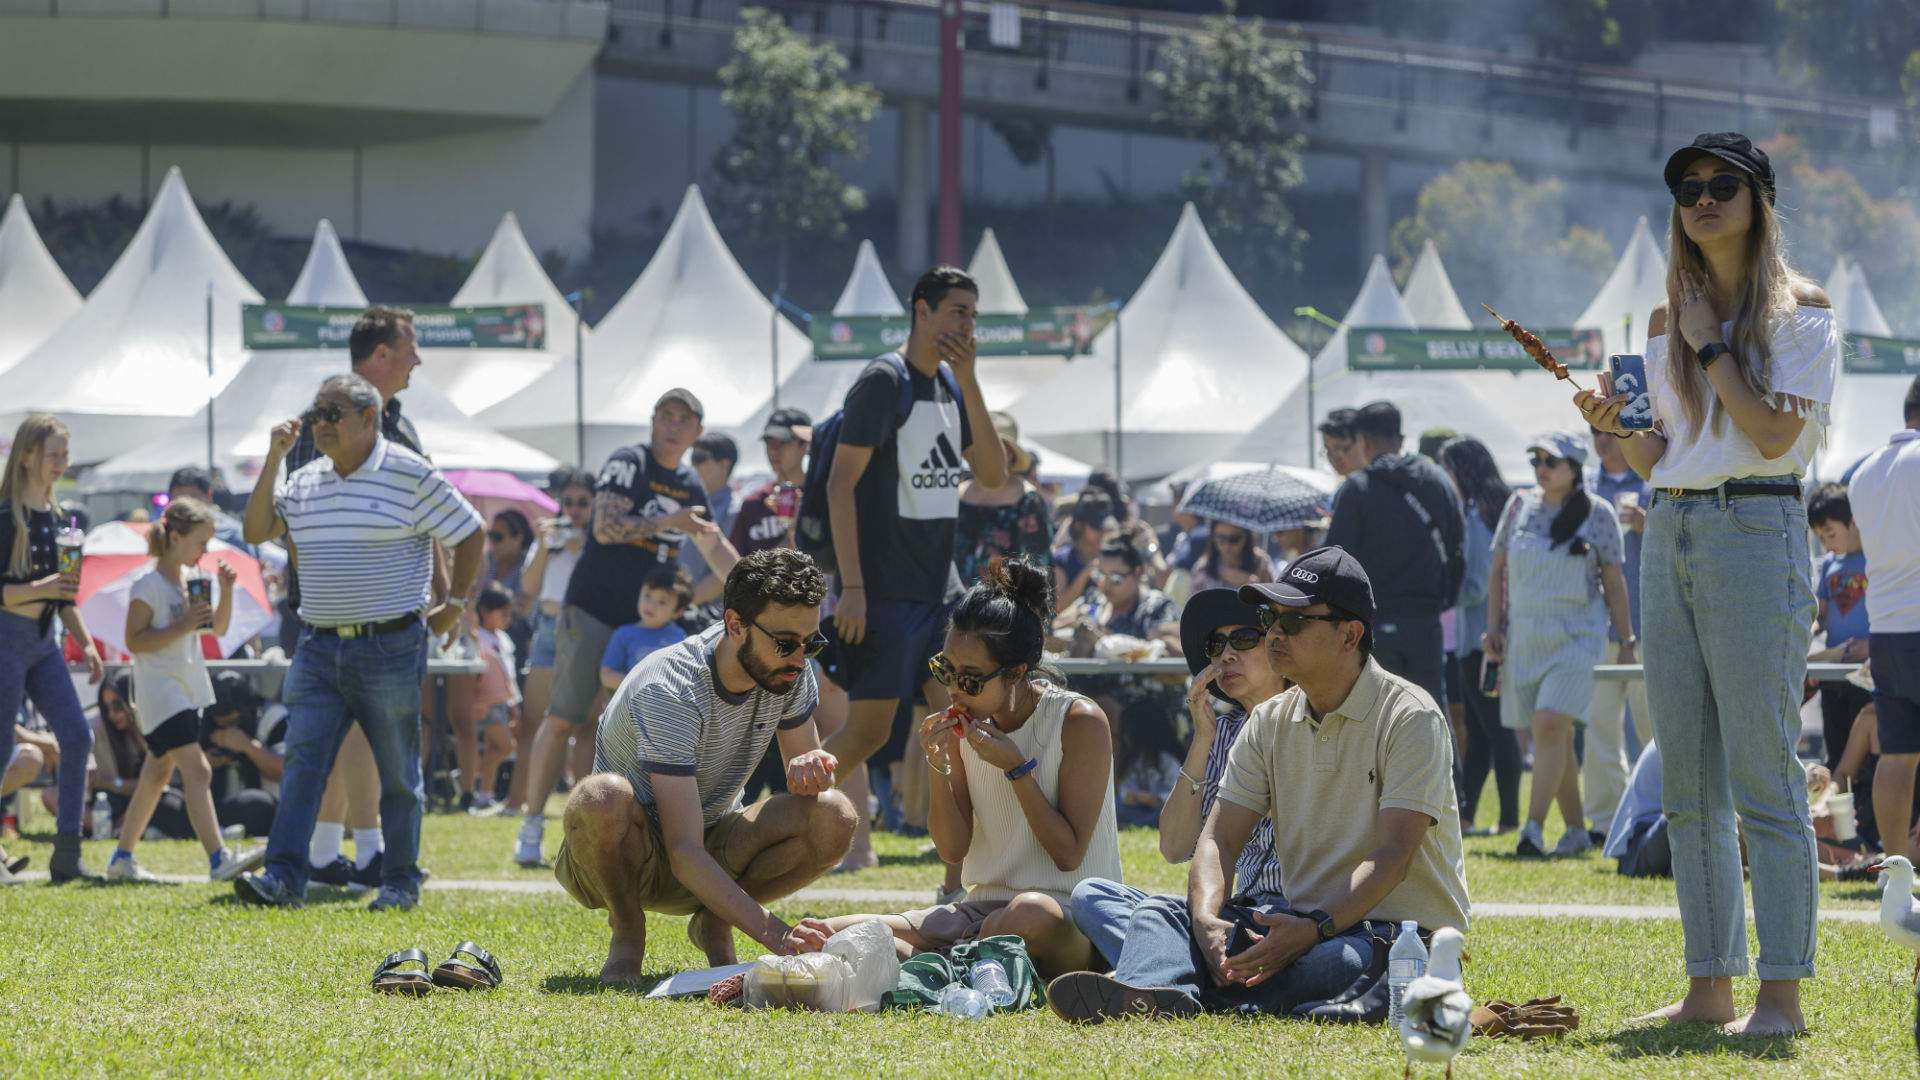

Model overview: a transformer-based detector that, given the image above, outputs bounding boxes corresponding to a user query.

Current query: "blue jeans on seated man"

[262,622,429,897]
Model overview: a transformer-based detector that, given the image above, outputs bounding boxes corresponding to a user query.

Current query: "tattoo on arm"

[591,491,655,546]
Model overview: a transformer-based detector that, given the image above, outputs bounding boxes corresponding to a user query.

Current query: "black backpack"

[794,353,961,577]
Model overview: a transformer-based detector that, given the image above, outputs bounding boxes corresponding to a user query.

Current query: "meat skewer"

[1482,303,1588,391]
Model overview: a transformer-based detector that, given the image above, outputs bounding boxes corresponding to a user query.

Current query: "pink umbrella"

[77,522,274,659]
[443,469,558,530]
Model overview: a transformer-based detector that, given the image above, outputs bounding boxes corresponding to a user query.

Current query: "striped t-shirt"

[1203,707,1286,900]
[596,623,819,826]
[274,435,483,626]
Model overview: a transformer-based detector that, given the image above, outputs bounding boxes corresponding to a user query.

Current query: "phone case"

[1607,354,1654,430]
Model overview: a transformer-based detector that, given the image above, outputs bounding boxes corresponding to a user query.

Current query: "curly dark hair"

[724,548,828,625]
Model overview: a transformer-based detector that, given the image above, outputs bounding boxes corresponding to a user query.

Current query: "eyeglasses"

[1672,174,1747,208]
[1097,571,1136,585]
[749,618,827,658]
[1256,606,1352,636]
[301,402,355,426]
[1204,627,1267,658]
[929,654,1012,696]
[561,497,593,510]
[1529,453,1561,470]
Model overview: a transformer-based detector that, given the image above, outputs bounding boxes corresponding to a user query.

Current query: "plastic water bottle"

[968,959,1015,1007]
[937,983,993,1019]
[91,791,113,840]
[1386,920,1429,1032]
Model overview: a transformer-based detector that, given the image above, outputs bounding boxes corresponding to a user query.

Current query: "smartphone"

[1607,354,1654,430]
[1479,655,1501,698]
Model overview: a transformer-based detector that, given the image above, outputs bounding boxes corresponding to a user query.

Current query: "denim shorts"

[528,609,559,669]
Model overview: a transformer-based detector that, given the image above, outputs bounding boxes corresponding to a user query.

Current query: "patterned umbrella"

[1177,465,1336,534]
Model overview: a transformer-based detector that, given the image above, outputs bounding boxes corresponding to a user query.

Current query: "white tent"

[0,168,264,463]
[1400,240,1472,331]
[1819,262,1911,478]
[1576,216,1668,360]
[483,186,807,465]
[1008,203,1310,481]
[0,194,83,376]
[428,212,590,419]
[832,239,904,317]
[1839,259,1893,338]
[1822,256,1855,331]
[967,228,1028,316]
[84,220,557,493]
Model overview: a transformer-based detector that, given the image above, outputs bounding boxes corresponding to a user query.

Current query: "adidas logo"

[912,433,966,490]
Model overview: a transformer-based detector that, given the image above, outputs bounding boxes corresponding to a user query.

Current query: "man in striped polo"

[236,373,485,910]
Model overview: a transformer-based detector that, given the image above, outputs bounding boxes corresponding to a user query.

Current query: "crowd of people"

[2,130,1919,1039]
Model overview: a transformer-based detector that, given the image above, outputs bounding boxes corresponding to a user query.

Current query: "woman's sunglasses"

[1204,626,1266,658]
[749,618,827,658]
[1256,606,1351,636]
[1529,453,1562,470]
[929,654,1011,696]
[1672,174,1747,208]
[560,497,593,510]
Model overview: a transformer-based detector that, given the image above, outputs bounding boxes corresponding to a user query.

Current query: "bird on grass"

[1871,855,1920,1057]
[1399,926,1471,1079]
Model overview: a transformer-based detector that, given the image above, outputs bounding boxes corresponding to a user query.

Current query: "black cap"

[762,407,813,443]
[1664,133,1775,206]
[1239,545,1375,628]
[1179,588,1270,705]
[655,387,705,421]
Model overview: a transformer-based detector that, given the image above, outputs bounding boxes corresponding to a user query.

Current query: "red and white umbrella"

[76,521,274,659]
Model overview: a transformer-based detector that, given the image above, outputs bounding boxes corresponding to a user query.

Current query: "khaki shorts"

[896,899,1011,951]
[548,604,616,725]
[555,802,754,917]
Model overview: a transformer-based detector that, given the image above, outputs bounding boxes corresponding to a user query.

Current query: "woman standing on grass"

[1439,435,1519,837]
[1576,133,1832,1036]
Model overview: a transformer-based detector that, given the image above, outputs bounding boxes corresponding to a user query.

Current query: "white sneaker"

[210,847,267,882]
[515,818,544,867]
[106,854,159,883]
[1552,829,1594,857]
[1515,822,1546,858]
[0,861,17,886]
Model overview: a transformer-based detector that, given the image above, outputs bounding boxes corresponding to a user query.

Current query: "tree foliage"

[1151,2,1312,277]
[1777,0,1920,98]
[711,8,880,284]
[1388,161,1612,324]
[1768,137,1920,332]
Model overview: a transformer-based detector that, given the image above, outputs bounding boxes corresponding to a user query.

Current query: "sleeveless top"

[959,684,1124,903]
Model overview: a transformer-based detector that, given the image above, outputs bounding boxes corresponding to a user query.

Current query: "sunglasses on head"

[1205,626,1266,658]
[301,402,356,426]
[929,654,1012,696]
[1672,174,1747,208]
[749,618,826,658]
[1256,606,1351,636]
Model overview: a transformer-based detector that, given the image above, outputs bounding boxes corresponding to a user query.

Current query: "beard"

[739,643,803,695]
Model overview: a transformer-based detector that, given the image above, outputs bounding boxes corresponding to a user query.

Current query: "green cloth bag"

[880,935,1046,1012]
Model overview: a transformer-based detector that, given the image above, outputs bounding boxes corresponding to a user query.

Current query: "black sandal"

[431,941,502,991]
[5,855,26,876]
[372,948,435,996]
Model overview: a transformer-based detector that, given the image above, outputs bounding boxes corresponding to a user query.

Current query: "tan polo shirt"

[1217,657,1470,931]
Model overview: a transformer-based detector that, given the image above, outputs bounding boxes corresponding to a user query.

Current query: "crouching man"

[556,549,858,982]
[1047,546,1470,1021]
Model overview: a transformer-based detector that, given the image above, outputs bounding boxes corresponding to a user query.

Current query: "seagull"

[1872,856,1920,1058]
[1399,927,1472,1080]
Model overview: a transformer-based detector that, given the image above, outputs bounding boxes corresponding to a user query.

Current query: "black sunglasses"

[929,654,1012,696]
[1529,453,1561,469]
[1205,627,1266,658]
[1256,606,1352,636]
[560,497,593,510]
[1672,174,1747,208]
[301,402,357,426]
[749,618,827,658]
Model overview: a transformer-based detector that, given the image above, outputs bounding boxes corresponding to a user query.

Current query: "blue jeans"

[0,610,92,834]
[264,622,429,896]
[1072,877,1295,969]
[1643,485,1818,980]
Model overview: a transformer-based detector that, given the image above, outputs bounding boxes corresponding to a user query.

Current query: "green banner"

[1347,327,1607,372]
[242,304,547,350]
[810,306,1115,361]
[1845,333,1920,375]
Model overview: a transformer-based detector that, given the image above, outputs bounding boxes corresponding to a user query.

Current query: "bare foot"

[600,940,646,985]
[1628,994,1735,1026]
[688,908,737,966]
[1722,1006,1807,1037]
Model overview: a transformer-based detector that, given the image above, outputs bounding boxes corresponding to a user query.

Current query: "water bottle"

[968,959,1015,1008]
[1385,920,1429,1032]
[937,983,993,1019]
[91,791,112,840]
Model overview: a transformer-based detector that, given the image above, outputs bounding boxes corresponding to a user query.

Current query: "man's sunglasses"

[1672,174,1747,208]
[301,402,358,426]
[750,618,827,658]
[929,654,1011,696]
[1256,606,1352,636]
[1205,627,1266,658]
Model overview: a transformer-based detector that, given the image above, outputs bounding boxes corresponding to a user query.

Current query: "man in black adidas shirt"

[824,266,1007,871]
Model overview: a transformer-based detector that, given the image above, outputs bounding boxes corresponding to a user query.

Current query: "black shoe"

[233,871,304,908]
[1587,829,1609,848]
[1293,967,1393,1025]
[352,851,384,889]
[1045,972,1201,1024]
[308,856,356,887]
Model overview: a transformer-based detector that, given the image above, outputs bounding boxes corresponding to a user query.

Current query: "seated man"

[1047,546,1469,1021]
[556,548,859,983]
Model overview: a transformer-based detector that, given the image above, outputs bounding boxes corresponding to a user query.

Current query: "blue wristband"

[1004,757,1039,783]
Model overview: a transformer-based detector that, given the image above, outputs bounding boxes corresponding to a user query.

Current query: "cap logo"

[1289,567,1320,584]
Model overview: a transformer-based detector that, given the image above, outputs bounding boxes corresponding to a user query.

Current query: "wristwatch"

[1697,342,1731,369]
[1306,908,1338,942]
[444,597,468,610]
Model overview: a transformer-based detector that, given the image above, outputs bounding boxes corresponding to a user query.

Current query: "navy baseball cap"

[1239,545,1375,628]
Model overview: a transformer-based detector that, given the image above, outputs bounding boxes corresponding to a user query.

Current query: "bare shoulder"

[1792,281,1831,309]
[1647,303,1668,337]
[1063,695,1112,736]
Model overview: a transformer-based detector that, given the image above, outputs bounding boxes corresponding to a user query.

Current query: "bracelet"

[1177,768,1204,796]
[1005,757,1039,782]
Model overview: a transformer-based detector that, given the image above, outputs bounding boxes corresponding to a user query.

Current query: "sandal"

[372,948,435,996]
[1470,996,1580,1040]
[4,855,25,876]
[431,941,502,991]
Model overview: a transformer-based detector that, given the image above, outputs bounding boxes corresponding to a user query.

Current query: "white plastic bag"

[743,952,855,1012]
[1093,633,1166,664]
[822,918,902,1012]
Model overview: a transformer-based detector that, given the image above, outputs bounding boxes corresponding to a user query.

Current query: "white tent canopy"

[1576,216,1667,360]
[1009,203,1310,481]
[967,228,1028,316]
[1819,262,1911,478]
[1401,240,1472,330]
[429,212,589,419]
[1838,259,1893,338]
[484,186,806,465]
[0,194,83,376]
[85,219,556,492]
[832,239,904,317]
[0,168,264,463]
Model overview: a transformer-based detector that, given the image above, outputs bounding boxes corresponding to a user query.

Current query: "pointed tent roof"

[1401,240,1472,330]
[0,168,264,463]
[0,194,83,376]
[1576,216,1667,359]
[1007,203,1310,480]
[1818,262,1906,478]
[1822,256,1855,326]
[832,239,904,317]
[967,228,1028,316]
[427,211,589,417]
[1841,260,1893,338]
[85,220,555,492]
[1314,254,1417,378]
[482,186,808,464]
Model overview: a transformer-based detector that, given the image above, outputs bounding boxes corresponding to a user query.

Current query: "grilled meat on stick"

[1481,304,1587,391]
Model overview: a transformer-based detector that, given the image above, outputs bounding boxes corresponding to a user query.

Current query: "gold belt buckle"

[1661,487,1687,498]
[336,623,364,639]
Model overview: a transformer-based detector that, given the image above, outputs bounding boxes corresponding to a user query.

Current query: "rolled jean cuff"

[1685,956,1748,979]
[1755,960,1814,982]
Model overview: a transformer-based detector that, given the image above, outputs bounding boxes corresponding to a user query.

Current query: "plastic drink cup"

[186,575,213,629]
[772,483,801,522]
[56,521,83,580]
[1828,791,1857,842]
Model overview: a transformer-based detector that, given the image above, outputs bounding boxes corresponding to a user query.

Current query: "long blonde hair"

[1,414,69,578]
[148,497,217,559]
[1664,189,1811,438]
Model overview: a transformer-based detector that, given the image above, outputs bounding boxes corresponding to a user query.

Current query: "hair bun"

[985,555,1054,623]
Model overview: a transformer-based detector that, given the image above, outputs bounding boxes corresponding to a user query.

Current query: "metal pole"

[770,289,782,413]
[936,0,963,264]
[571,291,586,468]
[1294,306,1344,467]
[205,286,215,477]
[1112,309,1123,478]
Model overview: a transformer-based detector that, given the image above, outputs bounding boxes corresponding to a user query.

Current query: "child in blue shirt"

[599,566,692,690]
[1809,483,1870,774]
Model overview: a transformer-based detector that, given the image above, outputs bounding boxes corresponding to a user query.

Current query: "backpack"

[794,353,962,577]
